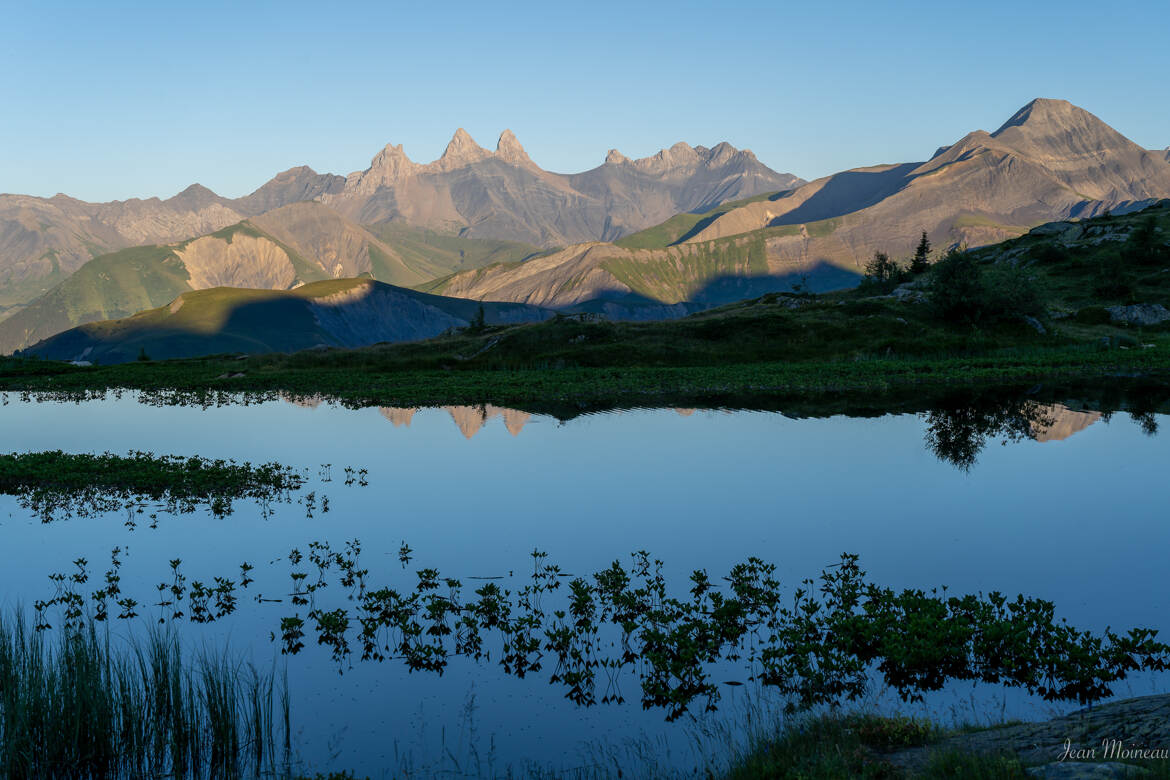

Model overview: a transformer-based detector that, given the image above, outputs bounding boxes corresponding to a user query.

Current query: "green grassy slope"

[0,245,191,354]
[15,202,1170,388]
[367,222,542,279]
[0,218,545,356]
[601,235,771,303]
[10,202,1170,407]
[25,278,552,364]
[614,192,778,249]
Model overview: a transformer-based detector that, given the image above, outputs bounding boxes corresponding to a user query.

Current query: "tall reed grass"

[0,612,288,778]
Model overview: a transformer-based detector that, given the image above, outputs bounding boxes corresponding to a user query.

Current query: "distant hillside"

[0,174,343,310]
[424,234,859,310]
[427,100,1170,308]
[684,98,1170,262]
[0,203,541,354]
[0,131,798,308]
[25,278,552,364]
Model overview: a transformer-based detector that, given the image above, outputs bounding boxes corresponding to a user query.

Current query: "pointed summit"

[993,98,1086,135]
[437,128,490,170]
[991,97,1135,160]
[605,149,629,165]
[349,142,418,193]
[495,129,534,166]
[165,183,224,209]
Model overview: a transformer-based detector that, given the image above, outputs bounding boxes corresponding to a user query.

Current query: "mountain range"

[0,131,799,310]
[424,99,1170,308]
[4,98,1170,359]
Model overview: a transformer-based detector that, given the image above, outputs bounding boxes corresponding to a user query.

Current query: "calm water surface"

[1,393,1167,776]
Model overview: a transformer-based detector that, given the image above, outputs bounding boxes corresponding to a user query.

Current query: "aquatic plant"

[190,547,1170,721]
[32,545,1170,723]
[0,450,306,522]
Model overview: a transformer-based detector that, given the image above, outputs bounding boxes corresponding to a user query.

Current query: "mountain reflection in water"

[273,387,1168,467]
[380,405,531,438]
[1030,403,1102,442]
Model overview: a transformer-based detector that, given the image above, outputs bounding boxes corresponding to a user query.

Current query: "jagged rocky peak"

[495,129,534,166]
[696,141,753,166]
[659,141,701,164]
[619,140,757,174]
[437,128,491,170]
[360,142,419,186]
[370,142,413,168]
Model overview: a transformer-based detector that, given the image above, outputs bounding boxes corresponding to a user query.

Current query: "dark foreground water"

[1,392,1167,776]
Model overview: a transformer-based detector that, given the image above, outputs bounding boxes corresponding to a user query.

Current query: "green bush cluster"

[927,250,1045,327]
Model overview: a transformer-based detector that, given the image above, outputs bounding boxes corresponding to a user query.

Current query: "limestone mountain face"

[318,130,803,246]
[681,99,1170,282]
[176,233,298,291]
[232,167,345,215]
[249,201,432,286]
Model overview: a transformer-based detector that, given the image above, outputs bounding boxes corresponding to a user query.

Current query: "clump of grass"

[920,749,1026,779]
[725,711,1033,779]
[0,612,288,778]
[725,712,912,779]
[0,450,304,521]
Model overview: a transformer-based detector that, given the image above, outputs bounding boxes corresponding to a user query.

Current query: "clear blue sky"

[2,0,1167,202]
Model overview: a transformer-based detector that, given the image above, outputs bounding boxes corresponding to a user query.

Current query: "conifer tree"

[910,231,932,274]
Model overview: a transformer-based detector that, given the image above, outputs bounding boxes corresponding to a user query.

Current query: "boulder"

[1106,304,1170,327]
[891,283,928,303]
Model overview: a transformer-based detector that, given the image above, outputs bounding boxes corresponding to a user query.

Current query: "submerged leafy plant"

[35,545,1170,723]
[265,548,1170,721]
[0,450,372,522]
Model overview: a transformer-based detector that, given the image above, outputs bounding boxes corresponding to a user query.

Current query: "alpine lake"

[2,385,1168,778]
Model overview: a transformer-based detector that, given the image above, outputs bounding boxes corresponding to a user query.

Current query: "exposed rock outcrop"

[1106,303,1170,326]
[887,694,1170,775]
[177,234,297,291]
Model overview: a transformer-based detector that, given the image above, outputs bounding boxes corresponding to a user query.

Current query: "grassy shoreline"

[3,342,1170,413]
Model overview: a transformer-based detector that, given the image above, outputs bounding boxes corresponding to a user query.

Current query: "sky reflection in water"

[0,393,1167,776]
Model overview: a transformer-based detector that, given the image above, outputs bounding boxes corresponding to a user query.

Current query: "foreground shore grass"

[726,712,1011,780]
[726,709,1170,779]
[2,338,1170,413]
[0,615,287,779]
